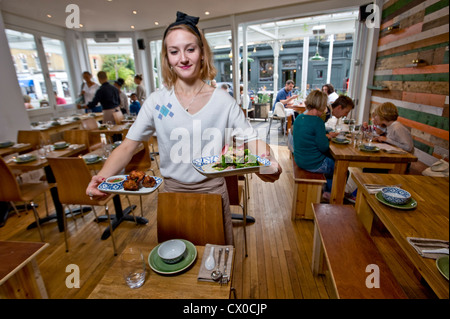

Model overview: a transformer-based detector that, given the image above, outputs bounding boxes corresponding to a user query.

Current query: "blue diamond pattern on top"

[155,104,161,111]
[156,103,176,120]
[167,103,172,109]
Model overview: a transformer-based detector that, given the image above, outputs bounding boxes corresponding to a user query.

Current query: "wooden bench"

[311,204,407,299]
[291,157,326,220]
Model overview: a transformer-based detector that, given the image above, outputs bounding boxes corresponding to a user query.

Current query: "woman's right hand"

[86,175,108,199]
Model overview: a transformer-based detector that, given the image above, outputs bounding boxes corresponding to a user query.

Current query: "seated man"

[272,80,299,130]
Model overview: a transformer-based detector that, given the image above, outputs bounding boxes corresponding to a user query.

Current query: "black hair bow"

[164,11,201,39]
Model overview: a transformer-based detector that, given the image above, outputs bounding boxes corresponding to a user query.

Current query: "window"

[42,37,73,104]
[259,59,273,82]
[6,29,45,109]
[150,40,162,90]
[86,38,136,94]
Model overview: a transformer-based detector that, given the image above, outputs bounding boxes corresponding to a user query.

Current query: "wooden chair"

[46,157,117,255]
[0,157,54,241]
[113,111,124,125]
[80,118,102,151]
[157,192,226,246]
[17,130,42,150]
[63,129,101,152]
[225,175,248,257]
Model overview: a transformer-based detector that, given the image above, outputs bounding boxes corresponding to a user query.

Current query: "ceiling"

[0,0,316,32]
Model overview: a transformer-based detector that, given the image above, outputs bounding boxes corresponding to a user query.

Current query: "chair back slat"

[17,130,41,150]
[0,158,23,202]
[47,157,106,206]
[157,192,225,246]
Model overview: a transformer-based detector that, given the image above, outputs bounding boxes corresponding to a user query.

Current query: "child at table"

[293,90,334,200]
[129,93,141,115]
[372,102,414,153]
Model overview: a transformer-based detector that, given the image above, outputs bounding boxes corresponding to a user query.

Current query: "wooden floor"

[0,144,437,299]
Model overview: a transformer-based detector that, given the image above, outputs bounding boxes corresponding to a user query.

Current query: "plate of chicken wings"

[97,170,163,195]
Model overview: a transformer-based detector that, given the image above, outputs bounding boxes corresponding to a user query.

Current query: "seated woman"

[293,89,333,200]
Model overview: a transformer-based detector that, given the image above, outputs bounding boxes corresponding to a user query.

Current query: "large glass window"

[86,38,136,94]
[42,37,73,105]
[6,29,46,109]
[150,40,162,90]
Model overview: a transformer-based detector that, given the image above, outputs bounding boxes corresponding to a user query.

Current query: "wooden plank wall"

[371,0,449,165]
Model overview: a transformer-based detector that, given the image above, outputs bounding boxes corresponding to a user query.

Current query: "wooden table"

[0,241,48,299]
[88,244,233,299]
[0,143,33,157]
[329,142,417,204]
[4,144,87,232]
[351,169,449,299]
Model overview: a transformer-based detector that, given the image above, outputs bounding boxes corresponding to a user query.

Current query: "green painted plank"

[398,107,450,131]
[374,73,449,82]
[377,42,449,60]
[425,0,450,15]
[413,139,433,155]
[382,0,417,20]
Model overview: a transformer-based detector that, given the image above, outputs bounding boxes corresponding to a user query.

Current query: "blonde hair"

[305,90,328,112]
[161,25,217,89]
[374,102,398,122]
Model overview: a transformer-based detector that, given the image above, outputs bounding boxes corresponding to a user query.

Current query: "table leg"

[98,195,148,240]
[330,160,349,204]
[390,163,408,174]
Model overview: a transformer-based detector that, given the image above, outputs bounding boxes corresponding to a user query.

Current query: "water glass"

[121,247,146,289]
[38,147,47,159]
[102,143,112,159]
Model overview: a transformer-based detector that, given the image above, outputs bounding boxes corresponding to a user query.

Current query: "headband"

[163,11,201,39]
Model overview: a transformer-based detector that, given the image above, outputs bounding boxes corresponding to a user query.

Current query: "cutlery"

[222,247,230,284]
[211,248,223,282]
[422,248,449,255]
[204,246,215,271]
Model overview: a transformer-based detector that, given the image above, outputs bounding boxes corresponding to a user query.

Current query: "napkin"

[407,237,449,259]
[370,142,407,154]
[198,243,234,282]
[11,143,30,148]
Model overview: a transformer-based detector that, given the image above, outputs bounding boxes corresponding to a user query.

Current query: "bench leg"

[311,222,325,275]
[291,183,324,220]
[355,192,374,234]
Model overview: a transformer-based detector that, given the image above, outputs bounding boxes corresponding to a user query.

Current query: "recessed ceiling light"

[79,24,84,28]
[130,25,135,29]
[47,14,52,18]
[132,10,137,14]
[154,22,159,26]
[205,11,210,15]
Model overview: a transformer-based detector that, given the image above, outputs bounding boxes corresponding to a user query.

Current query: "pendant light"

[309,38,325,61]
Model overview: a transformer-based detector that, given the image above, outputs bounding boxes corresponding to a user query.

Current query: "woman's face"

[322,86,329,94]
[165,29,203,82]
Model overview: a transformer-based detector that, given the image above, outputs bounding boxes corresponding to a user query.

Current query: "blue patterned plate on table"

[13,154,37,163]
[192,155,271,177]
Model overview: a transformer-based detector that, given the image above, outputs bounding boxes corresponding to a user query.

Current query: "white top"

[386,120,414,153]
[126,87,257,183]
[328,92,339,104]
[82,82,99,104]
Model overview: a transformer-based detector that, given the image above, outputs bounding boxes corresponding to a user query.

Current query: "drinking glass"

[121,247,146,289]
[102,143,112,159]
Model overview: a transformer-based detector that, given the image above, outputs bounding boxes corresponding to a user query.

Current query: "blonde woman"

[85,11,281,245]
[293,90,334,198]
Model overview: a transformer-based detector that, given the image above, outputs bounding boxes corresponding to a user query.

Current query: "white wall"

[0,11,32,141]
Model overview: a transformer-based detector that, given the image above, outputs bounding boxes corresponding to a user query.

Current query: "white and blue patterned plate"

[98,175,163,195]
[192,155,271,177]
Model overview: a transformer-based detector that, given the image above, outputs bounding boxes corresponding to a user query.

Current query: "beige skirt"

[162,177,233,246]
[102,107,121,124]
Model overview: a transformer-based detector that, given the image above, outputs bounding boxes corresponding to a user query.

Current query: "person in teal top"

[293,90,334,195]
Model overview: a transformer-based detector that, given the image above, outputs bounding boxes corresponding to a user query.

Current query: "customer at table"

[372,102,414,153]
[85,11,282,245]
[114,78,129,115]
[293,90,333,200]
[81,71,121,123]
[129,93,141,115]
[272,80,298,112]
[323,95,355,138]
[134,74,147,105]
[78,71,101,113]
[322,83,339,105]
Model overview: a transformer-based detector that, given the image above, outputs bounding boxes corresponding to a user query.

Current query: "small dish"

[332,137,350,144]
[54,142,69,149]
[375,191,417,210]
[359,145,380,152]
[157,239,187,264]
[83,154,102,164]
[148,240,197,275]
[14,154,37,163]
[363,143,376,150]
[99,175,126,190]
[381,187,411,205]
[0,141,14,148]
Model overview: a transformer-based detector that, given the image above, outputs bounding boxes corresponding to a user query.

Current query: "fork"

[221,247,230,285]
